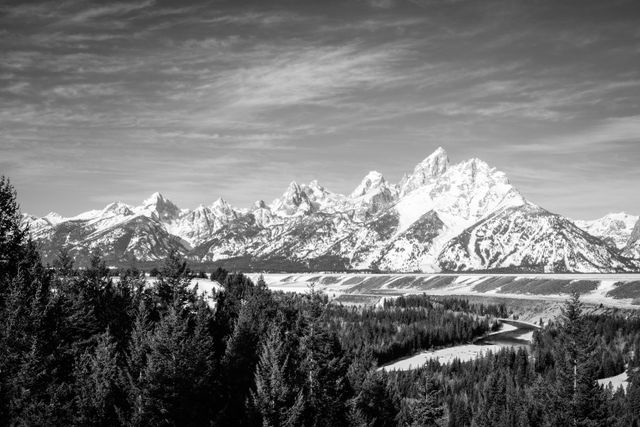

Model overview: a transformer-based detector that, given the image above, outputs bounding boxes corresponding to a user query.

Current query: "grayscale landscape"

[2,0,640,426]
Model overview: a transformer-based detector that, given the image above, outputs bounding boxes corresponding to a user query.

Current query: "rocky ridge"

[23,148,640,273]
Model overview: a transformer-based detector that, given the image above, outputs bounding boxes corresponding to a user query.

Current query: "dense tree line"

[2,176,640,426]
[386,295,509,319]
[326,299,497,365]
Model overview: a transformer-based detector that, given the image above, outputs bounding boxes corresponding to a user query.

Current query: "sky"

[1,0,639,219]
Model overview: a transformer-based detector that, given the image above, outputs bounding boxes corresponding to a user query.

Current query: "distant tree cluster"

[327,298,496,365]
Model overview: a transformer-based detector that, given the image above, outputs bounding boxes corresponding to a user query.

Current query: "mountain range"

[23,147,640,273]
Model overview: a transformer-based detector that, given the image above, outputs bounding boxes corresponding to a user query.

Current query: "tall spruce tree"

[351,370,397,427]
[250,325,304,427]
[74,330,127,426]
[0,177,58,424]
[135,303,216,426]
[554,292,607,426]
[399,374,446,427]
[626,343,640,425]
[0,176,27,287]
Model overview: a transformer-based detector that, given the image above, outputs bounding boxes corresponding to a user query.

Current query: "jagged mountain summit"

[23,147,640,273]
[399,146,449,197]
[574,212,638,249]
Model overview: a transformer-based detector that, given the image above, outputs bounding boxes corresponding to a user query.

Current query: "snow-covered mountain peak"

[101,202,134,217]
[211,197,229,209]
[456,157,509,184]
[574,212,639,249]
[140,192,181,221]
[308,179,323,190]
[210,198,238,219]
[44,212,66,224]
[350,171,388,199]
[303,180,329,200]
[143,192,165,206]
[395,156,525,236]
[283,181,302,197]
[421,146,449,169]
[400,147,449,196]
[270,181,312,216]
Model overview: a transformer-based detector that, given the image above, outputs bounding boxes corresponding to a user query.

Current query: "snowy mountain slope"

[140,192,182,223]
[349,171,398,219]
[623,218,640,258]
[81,215,188,262]
[270,181,314,217]
[23,147,640,272]
[168,198,240,246]
[574,212,638,249]
[30,213,188,264]
[438,203,638,273]
[372,210,446,272]
[187,214,265,261]
[394,157,526,235]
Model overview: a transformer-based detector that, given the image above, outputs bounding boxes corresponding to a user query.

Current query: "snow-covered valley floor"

[249,273,640,310]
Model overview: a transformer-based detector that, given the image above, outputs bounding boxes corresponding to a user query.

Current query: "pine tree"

[351,370,397,427]
[300,323,352,427]
[133,302,216,426]
[126,299,152,427]
[250,326,304,427]
[0,176,27,286]
[626,343,640,425]
[0,177,61,424]
[218,300,264,426]
[401,375,445,427]
[53,247,75,277]
[554,292,607,426]
[74,330,127,426]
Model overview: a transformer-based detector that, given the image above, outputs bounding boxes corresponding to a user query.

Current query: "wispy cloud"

[2,0,640,218]
[513,115,640,154]
[206,43,410,109]
[67,0,155,23]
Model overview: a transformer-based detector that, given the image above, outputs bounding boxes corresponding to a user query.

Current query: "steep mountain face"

[399,147,449,197]
[574,212,638,249]
[438,203,637,273]
[362,210,446,272]
[270,182,314,217]
[23,147,640,272]
[30,213,187,264]
[394,157,526,236]
[350,171,398,220]
[141,192,182,223]
[623,219,640,258]
[169,198,240,246]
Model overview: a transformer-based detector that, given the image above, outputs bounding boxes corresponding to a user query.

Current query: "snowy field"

[249,273,640,309]
[380,344,505,371]
[597,371,629,391]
